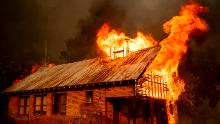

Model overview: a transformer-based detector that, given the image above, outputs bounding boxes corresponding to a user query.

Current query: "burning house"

[2,46,168,124]
[1,2,208,124]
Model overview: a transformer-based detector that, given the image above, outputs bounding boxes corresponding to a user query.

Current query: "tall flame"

[146,3,208,124]
[96,23,157,58]
[96,2,208,124]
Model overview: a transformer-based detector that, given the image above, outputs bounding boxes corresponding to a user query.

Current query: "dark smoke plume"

[60,0,184,62]
[180,0,220,108]
[0,0,219,122]
[178,0,220,123]
[60,0,125,61]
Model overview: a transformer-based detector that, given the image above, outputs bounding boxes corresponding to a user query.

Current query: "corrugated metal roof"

[4,46,161,92]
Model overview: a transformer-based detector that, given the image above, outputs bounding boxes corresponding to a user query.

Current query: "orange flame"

[96,2,208,124]
[31,64,40,73]
[146,3,208,124]
[48,63,55,68]
[96,23,157,58]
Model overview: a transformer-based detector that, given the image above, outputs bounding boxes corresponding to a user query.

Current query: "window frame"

[52,93,66,115]
[34,95,47,115]
[86,90,93,103]
[18,96,30,115]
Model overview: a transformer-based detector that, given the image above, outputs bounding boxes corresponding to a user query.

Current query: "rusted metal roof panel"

[5,46,160,92]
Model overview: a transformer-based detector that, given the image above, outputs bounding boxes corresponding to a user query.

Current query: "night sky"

[0,0,220,123]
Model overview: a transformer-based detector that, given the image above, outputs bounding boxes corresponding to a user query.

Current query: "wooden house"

[1,46,168,124]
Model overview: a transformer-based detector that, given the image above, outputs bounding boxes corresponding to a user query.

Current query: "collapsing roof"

[4,46,161,93]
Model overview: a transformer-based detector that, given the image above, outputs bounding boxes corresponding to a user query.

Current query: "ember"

[97,2,208,124]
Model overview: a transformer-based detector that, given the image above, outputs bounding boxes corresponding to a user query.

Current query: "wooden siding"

[7,86,134,124]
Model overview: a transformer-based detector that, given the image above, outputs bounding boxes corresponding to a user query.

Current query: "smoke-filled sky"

[0,0,186,63]
[0,0,220,63]
[0,0,220,123]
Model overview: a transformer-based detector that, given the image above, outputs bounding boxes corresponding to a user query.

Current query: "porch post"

[133,82,136,124]
[150,99,154,124]
[105,98,107,124]
[133,97,136,124]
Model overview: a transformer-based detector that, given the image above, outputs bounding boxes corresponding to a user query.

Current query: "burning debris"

[136,72,168,99]
[96,2,208,124]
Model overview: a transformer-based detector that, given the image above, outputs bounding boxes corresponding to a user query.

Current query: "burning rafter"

[136,73,168,99]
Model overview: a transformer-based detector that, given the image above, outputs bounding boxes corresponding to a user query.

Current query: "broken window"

[52,93,66,114]
[18,96,30,114]
[34,95,47,115]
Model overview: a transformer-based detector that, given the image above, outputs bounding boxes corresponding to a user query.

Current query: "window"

[52,94,66,114]
[18,96,30,114]
[86,90,93,103]
[34,95,47,115]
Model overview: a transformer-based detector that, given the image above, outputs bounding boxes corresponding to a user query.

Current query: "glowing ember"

[31,64,40,73]
[96,23,157,58]
[48,63,55,68]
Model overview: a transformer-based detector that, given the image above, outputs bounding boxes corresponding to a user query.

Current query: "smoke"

[61,0,126,61]
[182,0,220,108]
[0,0,184,88]
[0,0,185,62]
[61,0,184,61]
[178,0,220,123]
[117,0,184,39]
[0,0,219,122]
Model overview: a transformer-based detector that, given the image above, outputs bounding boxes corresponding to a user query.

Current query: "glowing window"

[18,96,30,115]
[34,95,47,115]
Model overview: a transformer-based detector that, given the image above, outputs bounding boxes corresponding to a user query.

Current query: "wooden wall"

[7,85,134,124]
